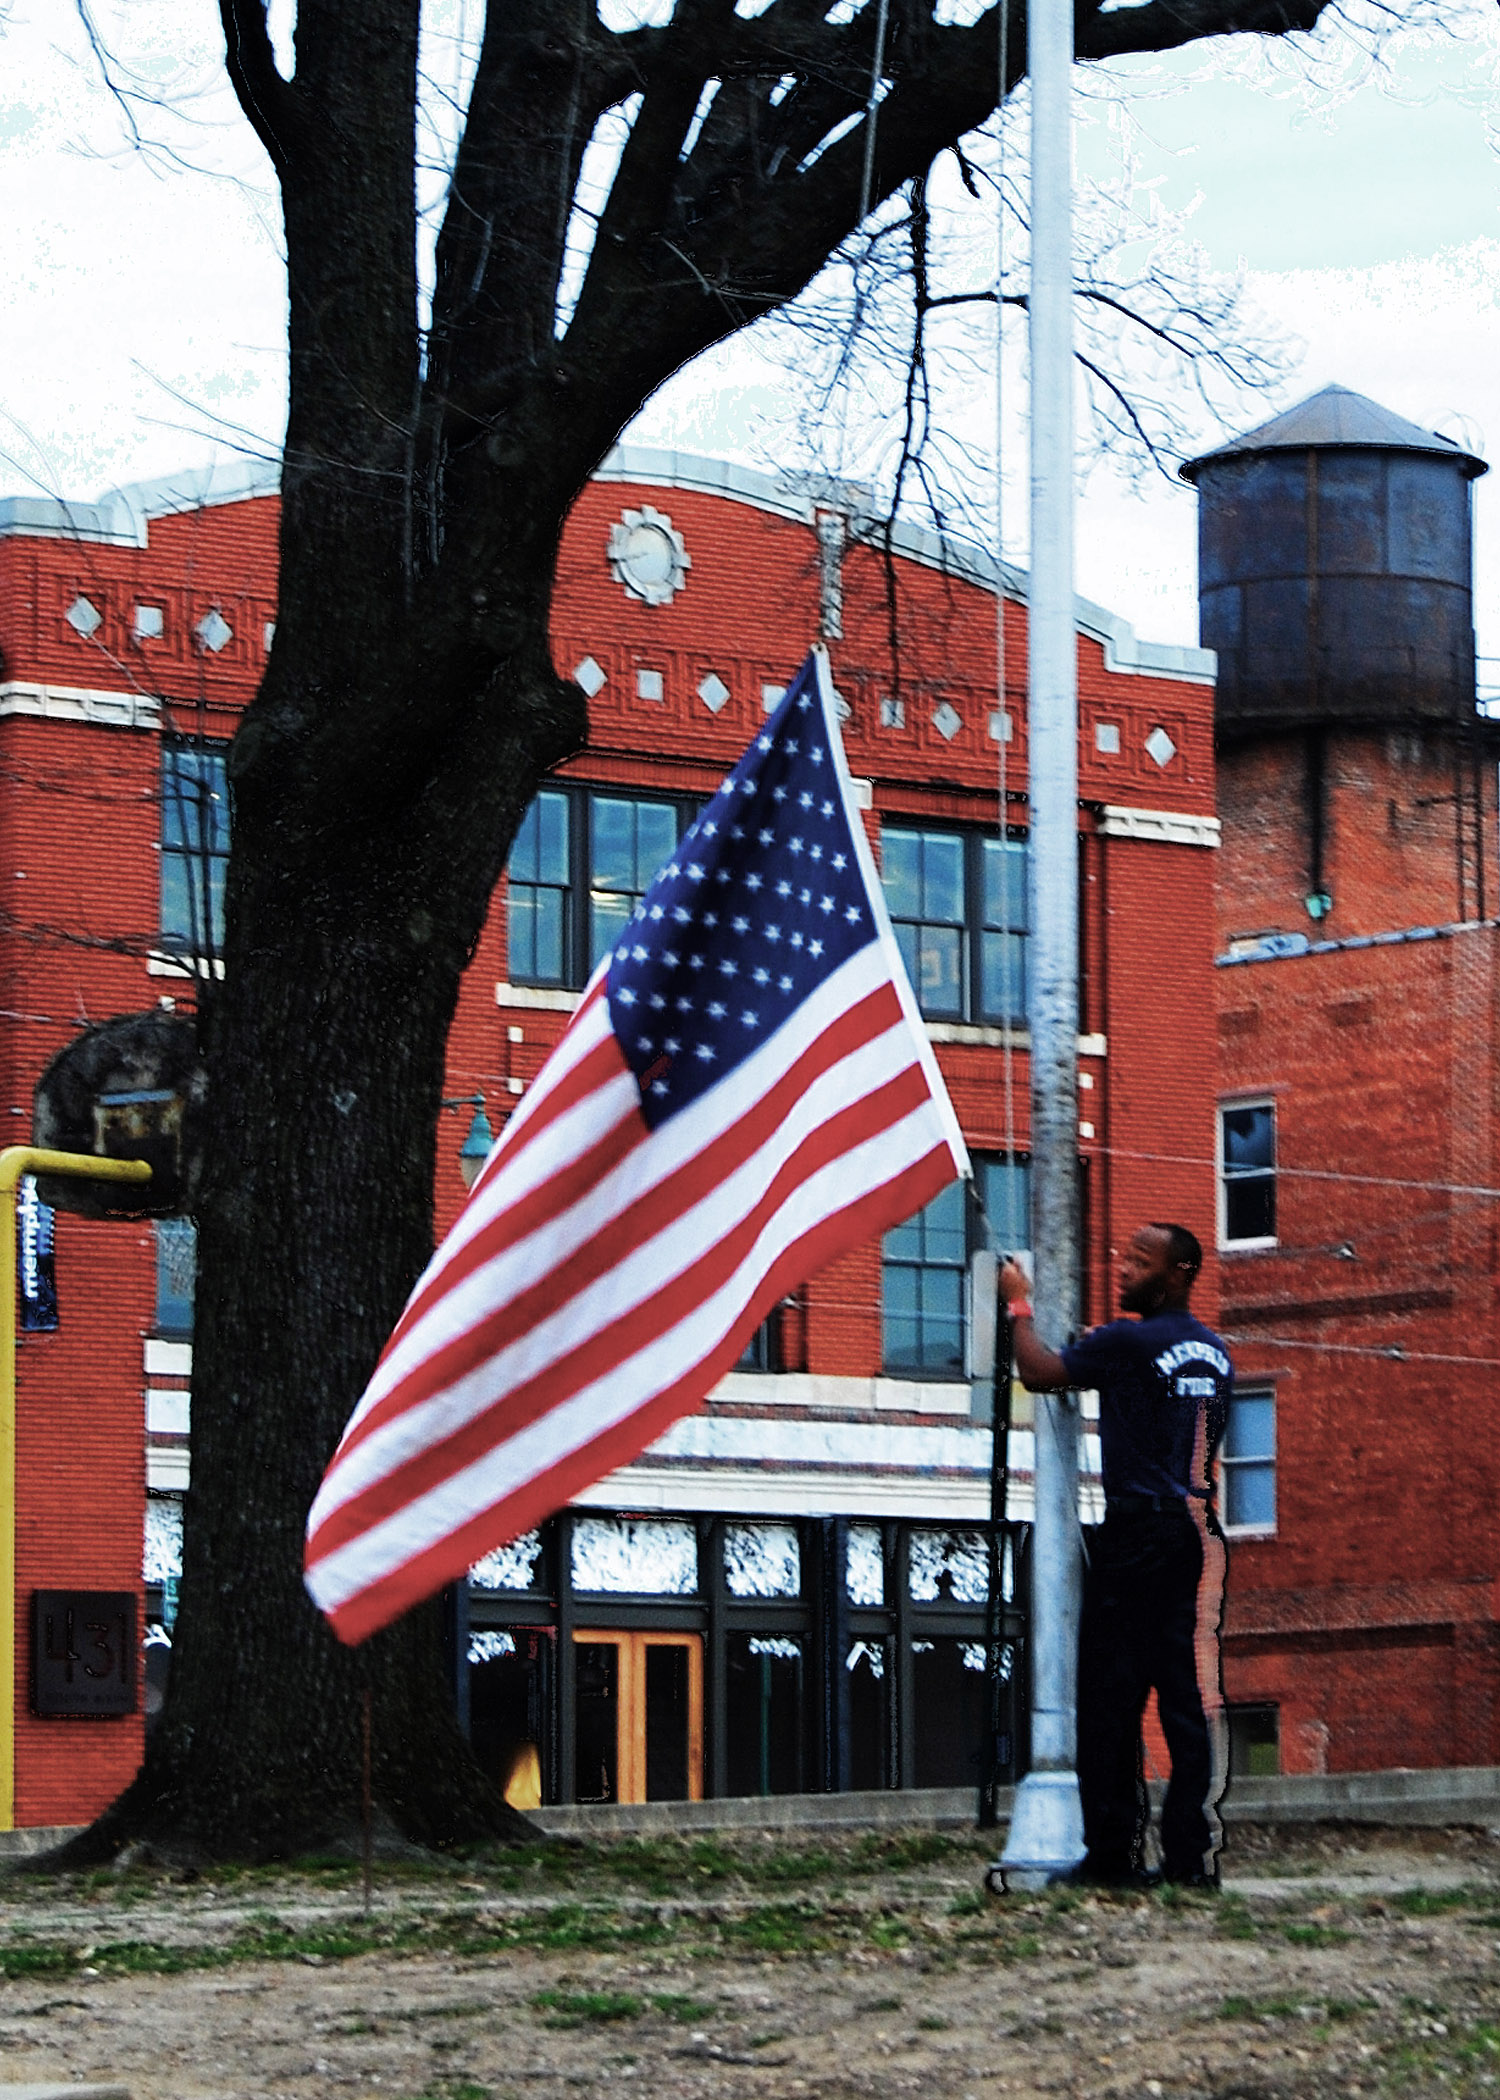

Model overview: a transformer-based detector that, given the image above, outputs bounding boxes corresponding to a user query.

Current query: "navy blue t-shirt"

[1060,1310,1233,1503]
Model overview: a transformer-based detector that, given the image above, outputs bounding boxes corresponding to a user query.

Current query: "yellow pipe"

[0,1149,152,1831]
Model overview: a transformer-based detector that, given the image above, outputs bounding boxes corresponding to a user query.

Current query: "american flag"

[305,651,968,1644]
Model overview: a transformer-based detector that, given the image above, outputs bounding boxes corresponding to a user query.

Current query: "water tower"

[1182,385,1494,934]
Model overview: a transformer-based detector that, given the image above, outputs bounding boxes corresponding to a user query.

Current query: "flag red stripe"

[332,983,905,1463]
[383,1012,620,1356]
[308,1058,933,1563]
[320,1144,954,1643]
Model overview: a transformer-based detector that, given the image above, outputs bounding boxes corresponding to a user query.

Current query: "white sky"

[4,1,1499,666]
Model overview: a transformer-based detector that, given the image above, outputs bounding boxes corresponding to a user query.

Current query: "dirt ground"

[0,1822,1494,2100]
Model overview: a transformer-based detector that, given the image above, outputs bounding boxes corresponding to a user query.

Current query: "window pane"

[1225,1175,1275,1242]
[919,1180,967,1266]
[589,890,635,969]
[919,833,964,923]
[915,924,962,1016]
[982,836,1027,930]
[590,797,638,892]
[1225,1459,1276,1529]
[511,798,542,883]
[159,860,196,949]
[976,1156,1031,1250]
[634,802,677,885]
[531,886,565,982]
[155,1219,196,1336]
[881,829,922,920]
[1223,1104,1275,1172]
[535,790,570,882]
[980,928,1026,1023]
[917,1269,964,1371]
[883,1264,918,1323]
[1224,1392,1275,1461]
[882,1308,923,1373]
[161,746,229,953]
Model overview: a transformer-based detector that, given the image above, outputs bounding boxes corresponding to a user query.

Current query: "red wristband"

[1007,1300,1034,1321]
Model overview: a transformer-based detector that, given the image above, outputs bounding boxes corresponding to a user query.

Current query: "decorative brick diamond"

[932,701,962,742]
[1145,725,1177,768]
[573,655,607,697]
[697,672,730,713]
[195,609,232,653]
[65,596,101,638]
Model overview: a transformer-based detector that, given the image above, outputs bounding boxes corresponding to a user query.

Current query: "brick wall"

[1216,726,1500,1772]
[0,467,1221,1819]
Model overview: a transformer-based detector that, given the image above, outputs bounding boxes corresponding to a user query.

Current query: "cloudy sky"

[4,1,1498,660]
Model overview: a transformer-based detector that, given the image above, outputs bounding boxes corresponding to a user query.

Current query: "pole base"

[989,1768,1085,1892]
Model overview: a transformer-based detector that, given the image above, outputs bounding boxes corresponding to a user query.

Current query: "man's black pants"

[1076,1498,1227,1882]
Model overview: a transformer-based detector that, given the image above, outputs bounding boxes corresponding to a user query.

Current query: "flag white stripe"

[417,981,617,1269]
[307,1098,946,1614]
[308,1000,923,1533]
[343,943,901,1429]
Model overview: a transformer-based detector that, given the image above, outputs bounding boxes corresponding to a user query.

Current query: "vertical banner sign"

[17,1176,57,1333]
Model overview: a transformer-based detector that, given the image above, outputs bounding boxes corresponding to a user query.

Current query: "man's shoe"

[1164,1869,1220,1893]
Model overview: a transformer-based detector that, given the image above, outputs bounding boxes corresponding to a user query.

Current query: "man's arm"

[998,1258,1070,1390]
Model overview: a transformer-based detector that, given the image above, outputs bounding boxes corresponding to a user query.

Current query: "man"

[999,1223,1232,1889]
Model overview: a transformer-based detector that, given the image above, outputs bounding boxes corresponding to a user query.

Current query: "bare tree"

[65,0,1336,1861]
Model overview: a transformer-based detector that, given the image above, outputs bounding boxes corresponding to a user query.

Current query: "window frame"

[1219,1384,1277,1536]
[1218,1097,1278,1250]
[881,1155,1030,1380]
[505,782,701,991]
[153,1218,196,1339]
[159,739,230,962]
[878,821,1029,1028]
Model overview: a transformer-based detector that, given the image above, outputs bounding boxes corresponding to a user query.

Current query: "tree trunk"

[56,604,583,1863]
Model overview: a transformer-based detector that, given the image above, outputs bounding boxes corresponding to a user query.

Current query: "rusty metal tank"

[1180,385,1487,739]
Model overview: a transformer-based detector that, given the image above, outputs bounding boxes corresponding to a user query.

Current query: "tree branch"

[218,0,302,174]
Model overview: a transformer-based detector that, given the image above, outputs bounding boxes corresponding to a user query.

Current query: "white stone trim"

[146,1389,191,1436]
[1098,806,1222,849]
[0,681,160,731]
[147,1447,190,1491]
[144,1339,191,1378]
[713,1370,976,1418]
[576,1464,994,1523]
[495,983,582,1012]
[147,952,225,981]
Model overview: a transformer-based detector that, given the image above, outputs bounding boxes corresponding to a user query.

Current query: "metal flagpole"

[996,0,1086,1887]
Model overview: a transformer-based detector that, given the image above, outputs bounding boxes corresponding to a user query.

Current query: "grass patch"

[711,1901,835,1955]
[1213,1896,1258,1941]
[530,1988,644,2027]
[1220,1993,1368,2026]
[916,2014,950,2032]
[650,1993,715,2023]
[1279,1921,1350,1948]
[1389,1885,1479,1917]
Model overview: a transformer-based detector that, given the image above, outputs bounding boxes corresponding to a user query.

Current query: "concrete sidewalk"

[528,1763,1500,1839]
[5,1763,1497,1857]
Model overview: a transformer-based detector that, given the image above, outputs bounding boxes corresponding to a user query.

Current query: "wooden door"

[572,1630,703,1805]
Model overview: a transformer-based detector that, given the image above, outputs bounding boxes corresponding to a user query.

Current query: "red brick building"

[1190,388,1500,1775]
[0,448,1221,1821]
